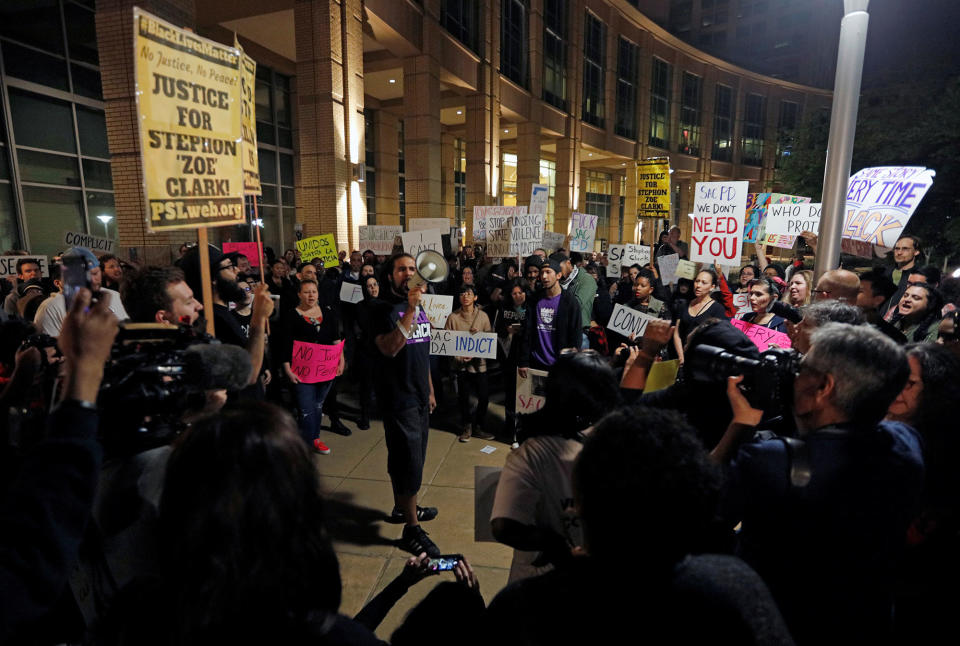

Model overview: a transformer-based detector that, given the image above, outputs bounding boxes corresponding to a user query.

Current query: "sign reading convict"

[134,8,245,231]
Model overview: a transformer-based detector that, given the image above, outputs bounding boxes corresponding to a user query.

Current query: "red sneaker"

[313,439,331,455]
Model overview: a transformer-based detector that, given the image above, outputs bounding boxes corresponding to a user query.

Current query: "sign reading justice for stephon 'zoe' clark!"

[134,9,245,231]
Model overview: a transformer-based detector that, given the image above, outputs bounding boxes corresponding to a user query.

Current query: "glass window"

[18,149,80,186]
[2,41,69,91]
[701,0,729,26]
[584,170,612,252]
[712,84,733,162]
[64,1,98,65]
[441,0,478,52]
[0,0,64,53]
[87,191,116,239]
[9,89,76,153]
[649,58,671,149]
[741,93,766,166]
[776,100,799,167]
[679,73,702,156]
[77,107,109,158]
[259,149,278,185]
[502,152,518,206]
[542,0,568,111]
[21,186,84,256]
[0,183,18,252]
[500,0,528,87]
[258,185,278,206]
[71,64,102,100]
[255,80,272,123]
[615,38,638,139]
[82,159,112,190]
[539,159,556,230]
[279,153,294,186]
[582,12,606,128]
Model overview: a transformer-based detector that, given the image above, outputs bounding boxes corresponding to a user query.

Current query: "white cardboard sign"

[516,367,548,413]
[339,282,364,304]
[606,303,658,339]
[690,181,748,264]
[0,255,49,278]
[529,183,549,215]
[421,294,454,328]
[429,329,497,359]
[542,231,566,253]
[401,229,444,257]
[358,225,402,255]
[63,231,115,253]
[658,252,680,285]
[766,203,822,237]
[568,212,598,253]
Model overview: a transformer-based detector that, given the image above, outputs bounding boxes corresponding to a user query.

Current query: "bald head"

[814,269,860,303]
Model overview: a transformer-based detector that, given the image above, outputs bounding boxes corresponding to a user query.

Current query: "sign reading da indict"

[690,181,748,264]
[430,329,498,360]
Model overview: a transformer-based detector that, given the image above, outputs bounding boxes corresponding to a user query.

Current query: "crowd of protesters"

[1,226,958,645]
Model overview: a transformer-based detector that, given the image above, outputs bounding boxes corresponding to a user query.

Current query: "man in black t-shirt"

[373,253,440,557]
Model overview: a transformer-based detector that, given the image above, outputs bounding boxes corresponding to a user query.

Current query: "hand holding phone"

[427,554,463,572]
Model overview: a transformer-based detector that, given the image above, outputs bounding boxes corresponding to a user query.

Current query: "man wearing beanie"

[523,254,543,292]
[518,257,582,376]
[550,251,596,348]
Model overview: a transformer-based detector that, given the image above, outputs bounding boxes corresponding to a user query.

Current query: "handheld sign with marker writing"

[291,340,344,383]
[690,181,748,264]
[731,319,792,352]
[429,329,498,360]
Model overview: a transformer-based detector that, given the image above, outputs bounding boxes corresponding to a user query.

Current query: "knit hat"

[180,244,224,298]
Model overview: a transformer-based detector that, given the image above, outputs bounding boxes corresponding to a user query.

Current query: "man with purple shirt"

[373,253,441,557]
[519,258,582,377]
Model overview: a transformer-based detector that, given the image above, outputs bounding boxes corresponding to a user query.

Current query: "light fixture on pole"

[97,214,113,238]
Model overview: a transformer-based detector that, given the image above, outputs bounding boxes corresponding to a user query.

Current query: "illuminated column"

[403,54,444,224]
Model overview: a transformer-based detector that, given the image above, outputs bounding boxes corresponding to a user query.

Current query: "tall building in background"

[633,0,842,89]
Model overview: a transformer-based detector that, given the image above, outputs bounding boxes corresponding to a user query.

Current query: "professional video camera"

[686,344,802,420]
[97,322,251,455]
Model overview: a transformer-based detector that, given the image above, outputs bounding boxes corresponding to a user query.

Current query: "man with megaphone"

[373,251,448,558]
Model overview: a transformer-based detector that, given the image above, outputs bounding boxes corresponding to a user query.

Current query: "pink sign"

[223,242,263,267]
[731,319,792,352]
[291,340,344,383]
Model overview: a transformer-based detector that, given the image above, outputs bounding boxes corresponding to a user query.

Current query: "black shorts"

[383,403,430,496]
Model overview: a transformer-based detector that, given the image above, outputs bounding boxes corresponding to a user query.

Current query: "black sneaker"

[328,418,352,436]
[357,418,370,430]
[389,505,438,523]
[399,525,441,557]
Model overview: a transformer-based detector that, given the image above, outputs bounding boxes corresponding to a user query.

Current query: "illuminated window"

[712,84,733,162]
[649,58,671,149]
[679,73,702,156]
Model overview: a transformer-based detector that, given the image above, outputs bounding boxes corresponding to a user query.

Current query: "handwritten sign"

[239,49,261,195]
[510,213,545,256]
[296,234,338,267]
[359,225,402,255]
[607,303,658,339]
[63,231,115,254]
[691,181,748,264]
[0,255,49,278]
[731,319,792,352]
[732,292,753,315]
[607,244,652,277]
[842,166,936,247]
[530,183,549,215]
[223,241,261,267]
[339,281,364,304]
[568,212,598,253]
[675,259,697,280]
[290,339,344,383]
[658,253,680,285]
[421,294,453,327]
[516,367,548,413]
[474,206,527,256]
[766,202,821,236]
[472,206,487,241]
[636,159,671,216]
[408,218,449,232]
[429,329,497,359]
[401,228,444,257]
[542,231,566,253]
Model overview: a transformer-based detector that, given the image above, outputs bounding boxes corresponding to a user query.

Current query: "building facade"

[0,0,832,262]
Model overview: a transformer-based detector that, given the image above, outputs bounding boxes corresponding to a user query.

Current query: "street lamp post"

[97,214,113,239]
[815,0,870,280]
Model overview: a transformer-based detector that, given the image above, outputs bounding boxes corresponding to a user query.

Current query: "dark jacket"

[518,289,582,369]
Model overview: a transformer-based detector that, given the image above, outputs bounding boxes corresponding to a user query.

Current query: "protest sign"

[430,329,498,360]
[675,259,697,280]
[766,203,821,236]
[529,184,549,215]
[359,225,402,256]
[842,166,936,248]
[607,244,651,277]
[607,244,625,277]
[643,359,679,394]
[731,319,792,352]
[449,227,463,248]
[658,253,680,285]
[472,206,487,241]
[510,212,545,256]
[296,234,338,266]
[339,282,364,304]
[607,303,658,339]
[516,367,548,414]
[408,218,449,232]
[691,181,748,264]
[421,294,454,328]
[222,241,261,266]
[568,212,598,253]
[732,292,753,315]
[542,231,566,253]
[290,340,344,383]
[401,229,444,257]
[474,206,527,256]
[133,9,244,231]
[0,255,48,278]
[63,231,115,254]
[743,193,771,243]
[636,159,671,216]
[239,48,261,195]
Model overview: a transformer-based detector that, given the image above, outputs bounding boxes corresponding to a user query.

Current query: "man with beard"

[182,245,273,389]
[37,248,129,336]
[373,253,440,557]
[121,265,203,326]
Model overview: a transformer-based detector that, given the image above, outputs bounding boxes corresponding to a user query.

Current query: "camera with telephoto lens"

[96,322,251,456]
[686,344,802,419]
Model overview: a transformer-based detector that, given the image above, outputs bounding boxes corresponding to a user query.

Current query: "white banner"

[690,181,748,264]
[430,329,497,359]
[606,303,658,339]
[359,225,402,256]
[63,231,115,254]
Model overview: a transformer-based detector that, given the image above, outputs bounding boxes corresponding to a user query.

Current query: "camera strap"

[780,436,812,490]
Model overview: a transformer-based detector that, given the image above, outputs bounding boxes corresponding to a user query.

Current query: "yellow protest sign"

[297,234,339,267]
[134,8,245,231]
[238,47,261,195]
[643,359,679,393]
[637,159,671,217]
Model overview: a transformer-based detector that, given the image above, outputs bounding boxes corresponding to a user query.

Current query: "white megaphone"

[407,249,449,291]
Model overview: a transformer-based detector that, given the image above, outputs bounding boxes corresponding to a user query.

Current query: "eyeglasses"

[812,288,831,296]
[559,348,599,356]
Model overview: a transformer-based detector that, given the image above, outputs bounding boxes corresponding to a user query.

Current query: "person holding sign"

[734,277,788,334]
[444,285,496,443]
[372,253,440,558]
[672,269,727,365]
[280,279,345,455]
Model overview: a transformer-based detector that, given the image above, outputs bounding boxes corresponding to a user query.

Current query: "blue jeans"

[294,379,335,445]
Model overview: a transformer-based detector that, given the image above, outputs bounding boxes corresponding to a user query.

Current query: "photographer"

[714,323,924,645]
[0,289,118,642]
